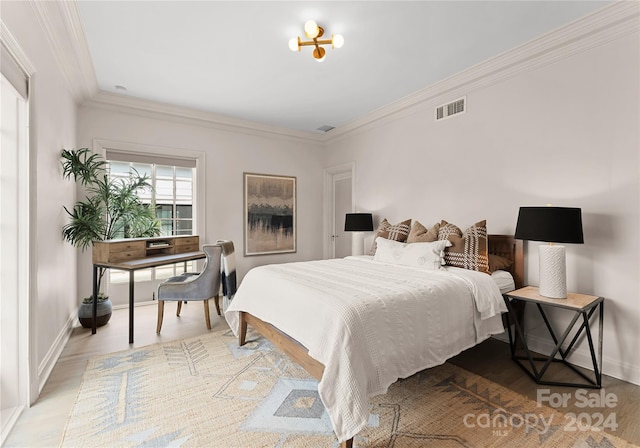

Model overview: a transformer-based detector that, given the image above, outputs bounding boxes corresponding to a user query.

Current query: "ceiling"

[76,1,610,134]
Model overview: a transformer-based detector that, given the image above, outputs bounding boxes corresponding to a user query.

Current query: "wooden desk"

[92,236,205,343]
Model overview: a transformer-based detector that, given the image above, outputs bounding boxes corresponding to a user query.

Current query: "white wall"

[76,105,326,301]
[322,30,640,384]
[3,1,637,412]
[1,2,79,392]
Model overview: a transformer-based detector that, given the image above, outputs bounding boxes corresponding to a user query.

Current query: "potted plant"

[61,147,160,328]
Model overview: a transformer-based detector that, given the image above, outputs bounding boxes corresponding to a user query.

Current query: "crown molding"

[325,1,640,144]
[29,0,97,102]
[24,0,638,146]
[1,20,36,76]
[26,0,321,142]
[28,0,322,144]
[83,91,325,144]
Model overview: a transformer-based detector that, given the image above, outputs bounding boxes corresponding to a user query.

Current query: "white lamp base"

[539,245,567,299]
[351,232,365,256]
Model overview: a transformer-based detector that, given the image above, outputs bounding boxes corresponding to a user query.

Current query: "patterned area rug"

[61,329,635,448]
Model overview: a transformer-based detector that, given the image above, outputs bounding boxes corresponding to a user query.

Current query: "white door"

[323,163,355,259]
[1,73,29,443]
[332,174,352,258]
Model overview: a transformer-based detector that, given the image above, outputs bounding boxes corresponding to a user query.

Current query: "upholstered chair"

[156,244,222,333]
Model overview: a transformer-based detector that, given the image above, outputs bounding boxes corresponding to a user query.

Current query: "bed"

[225,234,523,448]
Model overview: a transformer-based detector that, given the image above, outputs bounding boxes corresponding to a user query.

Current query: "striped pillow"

[368,218,412,256]
[438,220,490,274]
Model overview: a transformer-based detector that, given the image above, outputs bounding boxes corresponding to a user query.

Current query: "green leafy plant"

[81,293,109,305]
[61,148,160,295]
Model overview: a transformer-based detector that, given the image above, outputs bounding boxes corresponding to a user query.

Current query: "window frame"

[108,162,195,238]
[93,139,206,287]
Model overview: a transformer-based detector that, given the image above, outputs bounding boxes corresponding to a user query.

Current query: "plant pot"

[78,298,113,328]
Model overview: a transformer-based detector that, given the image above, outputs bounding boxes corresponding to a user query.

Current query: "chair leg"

[214,295,221,316]
[176,300,182,316]
[156,300,165,334]
[203,299,212,330]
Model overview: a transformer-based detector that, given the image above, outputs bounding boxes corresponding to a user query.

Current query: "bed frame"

[238,234,523,448]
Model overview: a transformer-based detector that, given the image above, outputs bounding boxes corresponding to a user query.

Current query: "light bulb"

[304,19,319,38]
[288,37,300,52]
[332,34,344,49]
[313,47,326,62]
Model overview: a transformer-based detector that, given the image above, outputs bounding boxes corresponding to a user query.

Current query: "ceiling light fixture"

[288,19,344,62]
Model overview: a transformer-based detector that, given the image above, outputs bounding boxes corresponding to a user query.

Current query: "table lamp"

[514,206,584,299]
[344,213,374,256]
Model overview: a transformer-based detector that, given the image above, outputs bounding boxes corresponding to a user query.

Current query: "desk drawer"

[110,249,146,262]
[93,236,200,264]
[177,243,200,253]
[93,240,145,264]
[174,236,199,247]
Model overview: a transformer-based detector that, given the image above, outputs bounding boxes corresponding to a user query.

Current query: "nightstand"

[503,285,604,389]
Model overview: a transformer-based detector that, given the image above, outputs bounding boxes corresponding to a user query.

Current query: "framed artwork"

[244,173,296,256]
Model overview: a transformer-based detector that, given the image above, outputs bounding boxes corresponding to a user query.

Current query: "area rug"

[61,329,635,448]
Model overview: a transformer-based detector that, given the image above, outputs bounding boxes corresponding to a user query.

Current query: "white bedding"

[225,257,508,442]
[492,269,516,294]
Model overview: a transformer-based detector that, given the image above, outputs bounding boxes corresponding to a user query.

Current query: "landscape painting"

[244,173,296,256]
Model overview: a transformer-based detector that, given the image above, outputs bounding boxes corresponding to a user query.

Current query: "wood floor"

[5,303,640,447]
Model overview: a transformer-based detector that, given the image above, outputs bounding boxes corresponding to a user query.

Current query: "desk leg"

[92,265,98,335]
[129,271,135,344]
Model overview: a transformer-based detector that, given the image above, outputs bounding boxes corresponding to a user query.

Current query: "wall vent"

[317,125,335,132]
[435,97,466,121]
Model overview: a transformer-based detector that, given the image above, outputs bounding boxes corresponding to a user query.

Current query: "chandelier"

[288,20,344,62]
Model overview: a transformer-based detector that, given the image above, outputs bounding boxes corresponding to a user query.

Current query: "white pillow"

[373,237,452,270]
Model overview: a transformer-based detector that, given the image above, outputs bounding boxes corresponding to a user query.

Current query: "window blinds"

[105,150,197,168]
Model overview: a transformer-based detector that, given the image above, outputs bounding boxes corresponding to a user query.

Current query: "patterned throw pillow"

[438,220,490,274]
[407,220,440,243]
[368,218,412,256]
[488,254,513,273]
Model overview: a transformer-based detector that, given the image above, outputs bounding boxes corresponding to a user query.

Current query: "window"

[106,158,196,284]
[155,165,194,236]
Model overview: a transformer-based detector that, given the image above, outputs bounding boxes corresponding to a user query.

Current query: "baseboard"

[491,331,640,386]
[36,301,155,391]
[525,334,640,387]
[111,300,156,311]
[37,313,75,395]
[1,404,25,446]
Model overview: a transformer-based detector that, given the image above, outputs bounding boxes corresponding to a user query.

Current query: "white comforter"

[225,257,507,442]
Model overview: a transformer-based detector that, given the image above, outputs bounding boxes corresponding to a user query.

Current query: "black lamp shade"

[344,213,374,232]
[514,206,584,244]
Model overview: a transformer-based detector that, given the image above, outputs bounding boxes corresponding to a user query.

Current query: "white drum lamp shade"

[514,207,584,299]
[344,213,374,256]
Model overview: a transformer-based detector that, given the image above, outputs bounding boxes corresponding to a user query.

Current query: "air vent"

[435,97,466,121]
[317,125,335,132]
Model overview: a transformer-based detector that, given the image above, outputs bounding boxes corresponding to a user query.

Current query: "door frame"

[322,162,355,259]
[0,29,37,443]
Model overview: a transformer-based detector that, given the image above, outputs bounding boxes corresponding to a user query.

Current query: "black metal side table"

[503,285,604,389]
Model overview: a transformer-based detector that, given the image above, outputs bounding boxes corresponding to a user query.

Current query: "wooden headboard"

[488,234,524,289]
